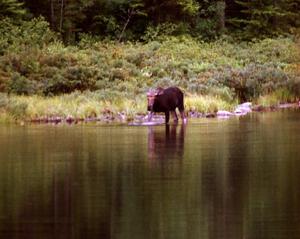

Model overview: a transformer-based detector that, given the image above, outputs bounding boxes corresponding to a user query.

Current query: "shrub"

[214,64,295,102]
[7,99,28,118]
[8,73,37,95]
[42,66,97,95]
[0,17,57,54]
[0,93,9,108]
[0,35,299,103]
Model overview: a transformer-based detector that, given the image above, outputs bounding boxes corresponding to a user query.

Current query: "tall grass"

[185,95,236,113]
[0,92,239,122]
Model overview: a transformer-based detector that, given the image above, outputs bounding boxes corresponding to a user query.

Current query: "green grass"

[0,88,298,123]
[256,89,299,107]
[0,92,237,123]
[185,95,236,113]
[0,111,14,123]
[1,93,147,122]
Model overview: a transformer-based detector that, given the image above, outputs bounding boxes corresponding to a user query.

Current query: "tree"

[62,0,94,42]
[0,0,27,20]
[144,0,199,24]
[191,0,226,38]
[228,0,300,38]
[116,0,146,41]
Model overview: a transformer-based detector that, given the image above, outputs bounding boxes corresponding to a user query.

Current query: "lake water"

[0,109,300,239]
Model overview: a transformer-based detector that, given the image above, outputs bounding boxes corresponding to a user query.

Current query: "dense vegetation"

[0,0,299,122]
[2,0,299,41]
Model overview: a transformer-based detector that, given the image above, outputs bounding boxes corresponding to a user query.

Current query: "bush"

[0,34,299,103]
[8,73,37,95]
[7,99,28,118]
[0,93,9,108]
[42,66,97,95]
[0,17,57,54]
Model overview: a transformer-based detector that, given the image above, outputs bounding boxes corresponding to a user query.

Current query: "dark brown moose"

[147,87,186,124]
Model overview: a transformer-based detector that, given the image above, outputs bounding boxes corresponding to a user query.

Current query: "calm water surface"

[0,110,300,239]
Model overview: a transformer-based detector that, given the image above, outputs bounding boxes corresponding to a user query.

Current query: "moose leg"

[179,110,185,119]
[171,110,178,122]
[148,111,154,121]
[178,105,187,123]
[165,111,170,124]
[178,100,186,121]
[180,110,187,123]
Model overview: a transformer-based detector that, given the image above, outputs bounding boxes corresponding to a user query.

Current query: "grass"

[255,89,298,107]
[0,89,298,123]
[0,92,240,123]
[0,111,14,124]
[185,95,236,113]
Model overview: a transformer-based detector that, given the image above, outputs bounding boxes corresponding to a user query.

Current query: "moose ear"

[155,87,164,96]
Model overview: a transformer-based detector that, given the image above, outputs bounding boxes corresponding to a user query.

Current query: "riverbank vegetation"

[0,0,299,123]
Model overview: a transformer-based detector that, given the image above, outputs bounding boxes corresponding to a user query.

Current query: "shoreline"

[1,102,298,125]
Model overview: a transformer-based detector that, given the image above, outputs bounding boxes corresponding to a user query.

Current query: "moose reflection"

[147,124,186,163]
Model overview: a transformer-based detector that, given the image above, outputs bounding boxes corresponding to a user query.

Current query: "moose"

[147,86,186,124]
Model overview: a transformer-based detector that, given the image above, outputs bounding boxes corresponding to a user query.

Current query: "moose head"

[147,87,164,111]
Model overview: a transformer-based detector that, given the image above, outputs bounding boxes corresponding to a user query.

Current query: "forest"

[0,0,300,122]
[2,0,300,41]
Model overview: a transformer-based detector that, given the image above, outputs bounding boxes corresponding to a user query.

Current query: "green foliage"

[1,0,295,41]
[7,98,28,118]
[0,35,299,121]
[142,23,192,41]
[185,94,235,113]
[0,92,9,108]
[229,0,300,39]
[8,73,37,95]
[0,20,299,105]
[0,0,26,20]
[0,17,57,54]
[257,88,298,106]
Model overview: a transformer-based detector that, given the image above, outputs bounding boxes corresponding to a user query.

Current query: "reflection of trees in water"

[109,124,190,239]
[0,132,113,239]
[199,117,251,239]
[200,113,300,239]
[2,114,300,239]
[0,166,73,239]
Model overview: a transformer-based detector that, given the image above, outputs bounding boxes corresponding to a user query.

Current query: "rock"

[66,115,74,124]
[117,112,127,121]
[234,102,252,115]
[129,121,164,126]
[252,105,265,112]
[205,113,216,118]
[239,102,252,108]
[278,103,296,109]
[217,110,233,117]
[189,111,203,118]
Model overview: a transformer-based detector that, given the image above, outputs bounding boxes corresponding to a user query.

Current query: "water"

[0,110,300,239]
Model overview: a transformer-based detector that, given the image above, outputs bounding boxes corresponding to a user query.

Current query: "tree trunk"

[118,10,133,42]
[216,1,226,33]
[50,0,55,29]
[59,0,64,33]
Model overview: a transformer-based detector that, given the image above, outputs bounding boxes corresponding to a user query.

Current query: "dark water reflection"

[0,110,300,239]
